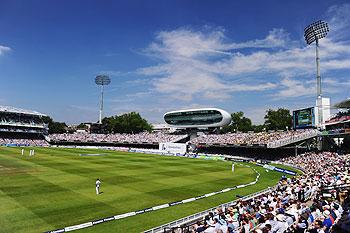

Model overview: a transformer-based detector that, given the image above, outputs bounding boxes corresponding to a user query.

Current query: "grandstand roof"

[334,99,350,108]
[0,105,46,116]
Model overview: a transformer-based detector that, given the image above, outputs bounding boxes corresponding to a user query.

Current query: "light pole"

[304,20,329,98]
[95,75,111,124]
[304,20,329,127]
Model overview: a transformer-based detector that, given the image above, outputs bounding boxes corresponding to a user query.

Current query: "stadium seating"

[0,137,49,146]
[325,110,350,124]
[190,129,319,148]
[49,132,188,144]
[0,106,46,128]
[186,152,350,233]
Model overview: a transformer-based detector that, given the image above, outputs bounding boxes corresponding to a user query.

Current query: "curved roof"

[164,108,231,128]
[0,105,46,116]
[334,99,350,109]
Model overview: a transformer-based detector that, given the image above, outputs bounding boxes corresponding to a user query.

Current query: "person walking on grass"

[96,178,101,195]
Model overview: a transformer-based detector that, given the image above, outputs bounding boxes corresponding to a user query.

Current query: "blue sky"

[0,0,350,124]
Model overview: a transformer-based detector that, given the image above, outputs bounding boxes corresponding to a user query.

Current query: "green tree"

[49,122,67,134]
[42,116,67,134]
[102,112,152,134]
[42,116,53,125]
[252,124,265,133]
[76,123,88,130]
[221,111,253,133]
[101,116,116,133]
[264,108,292,130]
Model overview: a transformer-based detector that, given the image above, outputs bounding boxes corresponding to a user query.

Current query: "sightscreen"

[293,107,315,129]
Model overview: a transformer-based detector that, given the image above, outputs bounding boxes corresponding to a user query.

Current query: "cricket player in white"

[21,149,24,156]
[29,149,35,156]
[232,163,235,172]
[96,178,101,195]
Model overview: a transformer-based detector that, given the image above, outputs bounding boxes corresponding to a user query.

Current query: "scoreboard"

[293,107,315,129]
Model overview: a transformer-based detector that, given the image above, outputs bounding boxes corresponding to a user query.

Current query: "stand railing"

[144,187,272,233]
[267,130,319,148]
[144,161,304,233]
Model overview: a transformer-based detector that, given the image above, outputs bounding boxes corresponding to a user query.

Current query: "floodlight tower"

[304,20,329,98]
[95,75,111,124]
[304,20,330,128]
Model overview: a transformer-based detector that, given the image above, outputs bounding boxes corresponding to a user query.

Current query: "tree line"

[42,116,68,134]
[43,108,292,134]
[43,112,152,134]
[101,112,152,133]
[221,108,292,133]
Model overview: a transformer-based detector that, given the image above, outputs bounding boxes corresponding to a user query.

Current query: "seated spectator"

[190,129,319,147]
[184,151,350,233]
[49,132,187,144]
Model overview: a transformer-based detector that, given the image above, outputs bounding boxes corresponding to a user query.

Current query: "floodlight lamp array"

[95,75,111,86]
[304,20,329,45]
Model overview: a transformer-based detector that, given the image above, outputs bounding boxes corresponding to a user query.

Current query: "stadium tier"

[0,105,47,133]
[325,110,350,125]
[47,130,320,149]
[0,136,49,146]
[323,110,350,138]
[1,128,321,149]
[0,106,48,146]
[48,132,188,144]
[190,129,319,148]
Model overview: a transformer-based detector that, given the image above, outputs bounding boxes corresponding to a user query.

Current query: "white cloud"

[98,70,134,77]
[323,58,350,70]
[129,3,350,105]
[327,4,350,41]
[322,78,350,95]
[243,107,268,125]
[126,91,152,98]
[228,28,293,49]
[144,28,230,59]
[138,28,290,101]
[274,78,314,98]
[275,75,350,99]
[0,45,11,55]
[84,3,350,123]
[139,13,350,101]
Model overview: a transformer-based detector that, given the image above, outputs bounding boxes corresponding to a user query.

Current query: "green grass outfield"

[0,147,299,233]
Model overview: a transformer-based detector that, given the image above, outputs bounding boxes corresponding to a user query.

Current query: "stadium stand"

[150,152,350,233]
[0,106,47,128]
[0,106,48,146]
[49,132,188,144]
[190,129,319,148]
[0,136,49,146]
[2,106,350,233]
[325,110,350,125]
[324,110,350,137]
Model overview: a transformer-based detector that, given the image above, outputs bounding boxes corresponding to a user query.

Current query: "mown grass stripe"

[0,147,296,233]
[45,163,260,233]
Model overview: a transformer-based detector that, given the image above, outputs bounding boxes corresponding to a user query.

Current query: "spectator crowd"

[190,129,318,147]
[0,137,49,146]
[326,110,350,124]
[186,152,350,233]
[49,132,187,144]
